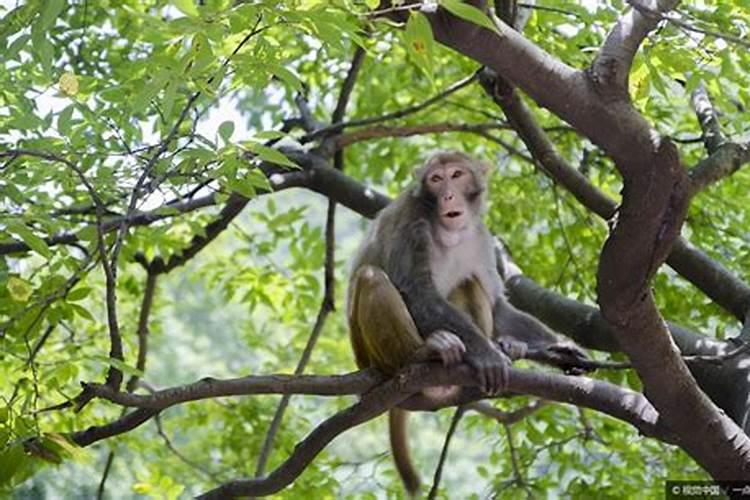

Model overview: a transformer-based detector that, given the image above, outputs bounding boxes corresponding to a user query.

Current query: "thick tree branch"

[196,374,412,499]
[477,71,750,323]
[81,365,669,440]
[71,407,160,447]
[477,71,616,219]
[73,363,669,497]
[417,1,750,479]
[591,0,680,94]
[82,370,385,409]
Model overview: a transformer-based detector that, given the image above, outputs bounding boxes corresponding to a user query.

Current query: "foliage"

[0,0,748,498]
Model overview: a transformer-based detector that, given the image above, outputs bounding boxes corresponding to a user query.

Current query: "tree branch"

[254,194,338,477]
[302,71,479,143]
[467,399,547,425]
[591,0,680,94]
[690,82,725,154]
[477,71,750,323]
[418,1,750,478]
[688,143,750,196]
[80,364,669,439]
[427,406,465,500]
[70,407,160,447]
[162,363,665,498]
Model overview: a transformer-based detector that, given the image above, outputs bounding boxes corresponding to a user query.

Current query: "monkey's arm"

[492,298,592,374]
[387,219,509,393]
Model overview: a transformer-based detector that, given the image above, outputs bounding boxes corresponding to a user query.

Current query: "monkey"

[347,150,590,495]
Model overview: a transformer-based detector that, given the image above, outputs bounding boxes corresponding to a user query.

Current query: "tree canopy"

[2,0,750,498]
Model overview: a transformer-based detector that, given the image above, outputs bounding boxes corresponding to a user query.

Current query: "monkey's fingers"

[488,350,511,395]
[442,339,464,365]
[486,365,497,395]
[438,346,452,365]
[450,344,465,365]
[477,363,488,394]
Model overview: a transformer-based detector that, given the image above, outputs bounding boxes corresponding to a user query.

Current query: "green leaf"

[6,222,51,258]
[404,12,434,77]
[439,0,499,34]
[189,33,214,75]
[254,130,286,140]
[0,444,35,488]
[7,276,33,302]
[267,63,303,92]
[162,77,179,118]
[75,225,98,241]
[132,72,168,114]
[218,120,235,144]
[34,37,54,75]
[66,286,91,301]
[69,303,94,320]
[226,177,256,198]
[57,104,74,136]
[5,34,29,60]
[37,0,65,31]
[243,142,298,168]
[173,0,199,18]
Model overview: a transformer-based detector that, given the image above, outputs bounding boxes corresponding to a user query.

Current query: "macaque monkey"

[347,151,589,495]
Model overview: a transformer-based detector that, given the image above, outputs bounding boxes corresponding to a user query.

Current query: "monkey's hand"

[467,341,510,396]
[532,341,594,375]
[425,330,466,366]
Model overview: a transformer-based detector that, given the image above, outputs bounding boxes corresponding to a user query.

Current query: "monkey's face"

[424,162,479,231]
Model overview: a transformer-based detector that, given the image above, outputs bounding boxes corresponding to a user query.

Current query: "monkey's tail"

[389,408,421,496]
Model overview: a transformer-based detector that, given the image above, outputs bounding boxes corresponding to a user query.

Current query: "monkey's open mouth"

[445,211,463,219]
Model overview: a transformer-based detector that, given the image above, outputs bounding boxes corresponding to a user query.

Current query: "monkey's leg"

[448,276,494,339]
[349,265,424,495]
[349,265,424,374]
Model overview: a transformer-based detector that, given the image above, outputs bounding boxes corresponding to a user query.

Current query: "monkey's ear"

[411,165,427,197]
[413,164,427,181]
[478,160,493,177]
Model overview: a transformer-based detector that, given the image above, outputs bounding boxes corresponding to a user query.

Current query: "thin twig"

[126,271,158,392]
[253,293,335,477]
[335,122,512,148]
[303,71,479,142]
[155,412,221,481]
[467,399,547,424]
[255,44,362,477]
[504,424,533,497]
[427,406,465,500]
[96,450,115,500]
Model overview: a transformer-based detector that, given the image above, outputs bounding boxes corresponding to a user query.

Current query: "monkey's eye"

[430,174,443,183]
[451,170,464,179]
